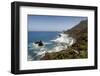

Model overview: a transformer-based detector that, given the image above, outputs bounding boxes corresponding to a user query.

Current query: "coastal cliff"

[41,20,88,60]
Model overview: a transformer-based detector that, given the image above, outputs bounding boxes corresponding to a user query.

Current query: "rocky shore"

[41,20,88,60]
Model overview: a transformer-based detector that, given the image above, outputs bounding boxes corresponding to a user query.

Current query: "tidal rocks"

[35,40,44,46]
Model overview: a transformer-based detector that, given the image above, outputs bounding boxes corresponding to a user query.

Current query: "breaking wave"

[28,33,75,60]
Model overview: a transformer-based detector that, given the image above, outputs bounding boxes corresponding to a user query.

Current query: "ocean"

[28,31,60,60]
[28,31,59,43]
[28,31,75,61]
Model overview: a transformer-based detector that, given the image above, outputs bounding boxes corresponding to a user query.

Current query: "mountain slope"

[64,20,88,39]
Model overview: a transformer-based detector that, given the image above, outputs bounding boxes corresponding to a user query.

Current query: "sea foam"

[32,33,75,59]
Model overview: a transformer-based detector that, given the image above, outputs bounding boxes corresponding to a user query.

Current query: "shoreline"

[40,20,88,60]
[39,32,77,60]
[28,20,88,61]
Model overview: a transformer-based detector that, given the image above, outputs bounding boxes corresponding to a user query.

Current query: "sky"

[28,15,87,31]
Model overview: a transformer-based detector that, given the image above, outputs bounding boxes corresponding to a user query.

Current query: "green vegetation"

[41,48,79,60]
[41,20,88,60]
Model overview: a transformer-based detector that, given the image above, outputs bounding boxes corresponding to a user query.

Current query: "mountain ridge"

[64,20,88,39]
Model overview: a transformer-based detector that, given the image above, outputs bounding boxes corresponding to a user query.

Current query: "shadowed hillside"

[64,20,88,39]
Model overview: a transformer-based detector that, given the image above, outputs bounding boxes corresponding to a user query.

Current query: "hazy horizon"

[28,15,87,31]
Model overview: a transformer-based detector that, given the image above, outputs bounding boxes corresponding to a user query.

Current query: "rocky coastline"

[41,20,88,60]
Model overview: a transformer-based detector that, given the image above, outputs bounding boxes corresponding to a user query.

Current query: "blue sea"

[28,31,60,61]
[28,31,59,43]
